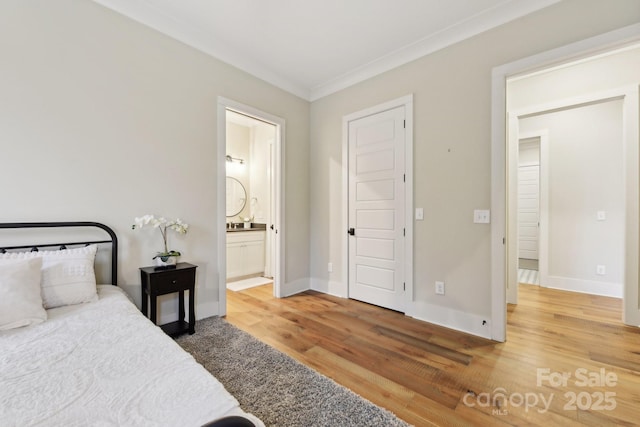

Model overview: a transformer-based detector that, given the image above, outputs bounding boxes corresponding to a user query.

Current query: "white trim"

[493,24,640,81]
[517,129,550,290]
[279,278,311,297]
[492,24,640,341]
[539,131,550,293]
[622,86,640,326]
[510,88,629,118]
[410,301,492,339]
[506,112,519,305]
[310,1,560,101]
[508,127,548,304]
[93,0,559,102]
[339,117,349,299]
[490,66,507,341]
[310,279,347,298]
[217,97,286,315]
[341,94,414,307]
[405,100,415,304]
[216,102,227,315]
[544,276,623,299]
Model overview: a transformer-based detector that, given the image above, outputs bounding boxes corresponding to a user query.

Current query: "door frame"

[509,93,631,302]
[341,94,414,307]
[509,131,548,304]
[217,97,285,315]
[491,24,640,341]
[518,131,549,292]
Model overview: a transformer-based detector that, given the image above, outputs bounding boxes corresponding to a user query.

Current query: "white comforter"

[0,285,262,427]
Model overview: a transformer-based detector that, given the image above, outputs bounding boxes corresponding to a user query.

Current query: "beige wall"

[4,0,639,337]
[309,0,640,336]
[0,0,310,320]
[508,45,640,109]
[521,101,624,290]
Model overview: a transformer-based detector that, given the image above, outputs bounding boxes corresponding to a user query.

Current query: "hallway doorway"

[490,30,640,341]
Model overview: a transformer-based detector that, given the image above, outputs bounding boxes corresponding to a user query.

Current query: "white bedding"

[0,285,263,427]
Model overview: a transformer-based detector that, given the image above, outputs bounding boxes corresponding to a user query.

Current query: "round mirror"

[226,177,247,217]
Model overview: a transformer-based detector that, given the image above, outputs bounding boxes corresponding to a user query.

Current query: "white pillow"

[0,245,98,309]
[0,258,47,330]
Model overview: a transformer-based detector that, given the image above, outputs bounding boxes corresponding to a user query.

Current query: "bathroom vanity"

[226,225,266,280]
[225,175,267,281]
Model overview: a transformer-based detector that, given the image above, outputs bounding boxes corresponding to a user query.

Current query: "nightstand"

[140,262,197,337]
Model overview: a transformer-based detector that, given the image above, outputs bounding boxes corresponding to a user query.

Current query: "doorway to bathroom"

[217,97,285,315]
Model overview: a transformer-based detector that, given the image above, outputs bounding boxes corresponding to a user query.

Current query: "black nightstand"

[140,262,197,337]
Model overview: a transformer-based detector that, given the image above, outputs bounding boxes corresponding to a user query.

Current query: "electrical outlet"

[328,262,333,273]
[435,281,445,295]
[473,209,491,224]
[596,265,606,275]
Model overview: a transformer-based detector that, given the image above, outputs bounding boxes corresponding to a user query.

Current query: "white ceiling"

[92,0,560,101]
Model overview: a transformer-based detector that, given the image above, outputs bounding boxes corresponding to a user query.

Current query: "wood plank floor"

[225,284,640,426]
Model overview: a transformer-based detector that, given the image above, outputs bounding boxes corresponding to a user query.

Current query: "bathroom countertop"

[226,223,267,232]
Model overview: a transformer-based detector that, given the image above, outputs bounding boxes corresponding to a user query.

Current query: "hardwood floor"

[226,284,640,426]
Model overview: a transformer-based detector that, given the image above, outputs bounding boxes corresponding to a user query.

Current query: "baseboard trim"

[545,275,622,298]
[310,278,347,298]
[281,277,310,297]
[311,279,492,339]
[407,302,492,339]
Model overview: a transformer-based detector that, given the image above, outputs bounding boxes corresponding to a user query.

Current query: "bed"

[0,222,263,427]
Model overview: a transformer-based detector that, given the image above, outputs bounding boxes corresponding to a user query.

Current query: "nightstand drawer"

[151,269,195,294]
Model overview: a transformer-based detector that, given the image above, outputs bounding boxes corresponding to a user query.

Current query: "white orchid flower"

[132,214,189,257]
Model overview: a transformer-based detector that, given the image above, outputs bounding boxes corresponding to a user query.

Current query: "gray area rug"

[176,317,411,427]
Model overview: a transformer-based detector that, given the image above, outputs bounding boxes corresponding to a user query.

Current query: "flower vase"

[154,255,178,267]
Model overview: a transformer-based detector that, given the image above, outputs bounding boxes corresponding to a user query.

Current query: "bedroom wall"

[0,0,310,320]
[308,0,640,337]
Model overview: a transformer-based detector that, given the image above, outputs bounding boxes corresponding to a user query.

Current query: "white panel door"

[348,106,405,312]
[518,165,539,260]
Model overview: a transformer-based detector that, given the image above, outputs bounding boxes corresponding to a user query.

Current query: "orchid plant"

[132,215,189,260]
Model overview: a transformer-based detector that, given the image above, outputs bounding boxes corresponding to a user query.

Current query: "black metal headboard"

[0,222,118,286]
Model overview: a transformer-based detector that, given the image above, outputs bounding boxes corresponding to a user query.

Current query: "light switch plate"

[415,208,424,220]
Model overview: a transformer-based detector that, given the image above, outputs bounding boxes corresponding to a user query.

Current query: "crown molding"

[309,0,561,101]
[92,0,559,102]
